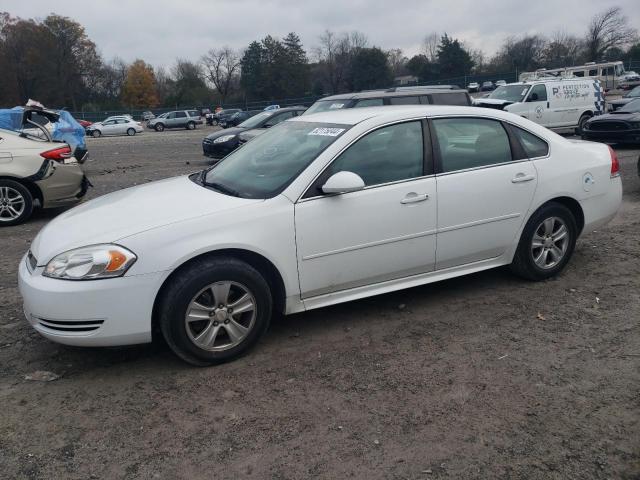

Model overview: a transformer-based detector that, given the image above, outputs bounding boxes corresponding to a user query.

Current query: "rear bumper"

[37,163,89,208]
[580,176,623,234]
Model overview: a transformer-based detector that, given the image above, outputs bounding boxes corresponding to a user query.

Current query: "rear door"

[431,116,537,270]
[174,111,187,127]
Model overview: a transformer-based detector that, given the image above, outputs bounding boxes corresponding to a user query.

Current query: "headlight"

[43,244,137,280]
[213,135,236,144]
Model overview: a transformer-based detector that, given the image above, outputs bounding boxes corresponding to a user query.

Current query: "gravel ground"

[1,125,639,479]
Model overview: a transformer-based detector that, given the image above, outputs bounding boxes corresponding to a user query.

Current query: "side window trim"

[300,118,431,201]
[430,116,525,175]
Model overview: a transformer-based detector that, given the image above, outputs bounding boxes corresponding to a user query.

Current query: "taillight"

[40,145,72,162]
[608,146,620,178]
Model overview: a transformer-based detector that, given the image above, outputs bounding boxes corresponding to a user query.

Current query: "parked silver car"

[87,118,144,137]
[147,110,203,132]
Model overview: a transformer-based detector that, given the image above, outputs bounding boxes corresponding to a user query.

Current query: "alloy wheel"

[531,216,569,269]
[0,186,25,222]
[184,281,257,351]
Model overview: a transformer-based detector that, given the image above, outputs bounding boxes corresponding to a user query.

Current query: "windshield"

[304,99,349,115]
[238,111,273,129]
[157,113,168,118]
[203,121,349,198]
[489,85,530,102]
[617,98,640,113]
[627,86,640,98]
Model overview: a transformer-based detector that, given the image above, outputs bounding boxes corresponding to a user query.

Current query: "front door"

[295,120,437,298]
[431,117,537,270]
[525,84,551,127]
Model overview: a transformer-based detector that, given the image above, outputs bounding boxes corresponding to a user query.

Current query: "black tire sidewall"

[578,114,591,134]
[187,122,195,130]
[515,203,577,280]
[155,123,164,132]
[92,130,101,138]
[159,258,273,365]
[0,179,34,226]
[127,128,135,136]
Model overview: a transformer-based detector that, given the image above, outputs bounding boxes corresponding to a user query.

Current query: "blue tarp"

[0,107,86,153]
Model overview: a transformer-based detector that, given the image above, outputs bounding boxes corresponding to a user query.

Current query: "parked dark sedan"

[202,107,306,159]
[220,110,261,128]
[480,81,495,91]
[582,99,640,145]
[608,86,640,111]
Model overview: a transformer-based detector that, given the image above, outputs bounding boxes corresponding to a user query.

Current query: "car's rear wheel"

[155,123,165,132]
[127,128,136,136]
[186,121,196,130]
[510,202,577,281]
[159,257,273,366]
[91,130,101,138]
[0,180,33,226]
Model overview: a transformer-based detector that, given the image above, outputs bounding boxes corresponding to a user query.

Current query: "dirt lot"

[1,125,639,479]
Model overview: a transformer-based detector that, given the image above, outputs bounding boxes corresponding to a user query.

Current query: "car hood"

[610,98,634,105]
[30,175,262,265]
[592,112,640,122]
[205,127,246,140]
[237,128,267,141]
[474,98,513,106]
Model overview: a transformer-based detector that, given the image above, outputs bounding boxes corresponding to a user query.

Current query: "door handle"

[511,173,536,183]
[401,193,429,204]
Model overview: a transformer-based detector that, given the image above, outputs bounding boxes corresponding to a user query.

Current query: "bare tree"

[422,33,439,62]
[201,46,240,102]
[386,48,407,77]
[585,6,637,61]
[543,30,582,68]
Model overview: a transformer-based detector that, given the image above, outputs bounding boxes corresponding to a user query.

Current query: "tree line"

[0,7,638,112]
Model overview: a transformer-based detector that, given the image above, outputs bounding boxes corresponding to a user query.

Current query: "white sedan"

[19,106,622,365]
[87,117,143,137]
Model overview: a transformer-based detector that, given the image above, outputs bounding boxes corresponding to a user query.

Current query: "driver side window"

[323,121,424,188]
[527,84,547,102]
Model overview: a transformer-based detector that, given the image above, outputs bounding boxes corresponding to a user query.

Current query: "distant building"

[394,75,419,86]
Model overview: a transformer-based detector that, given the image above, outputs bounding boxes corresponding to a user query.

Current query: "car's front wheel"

[510,202,577,281]
[0,179,33,226]
[155,123,165,132]
[159,257,273,365]
[91,130,101,138]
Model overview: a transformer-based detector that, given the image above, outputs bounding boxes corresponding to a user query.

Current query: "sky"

[3,0,639,67]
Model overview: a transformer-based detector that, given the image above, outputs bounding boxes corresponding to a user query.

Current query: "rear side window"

[354,98,384,108]
[433,118,512,173]
[175,111,187,118]
[389,96,421,105]
[430,92,470,106]
[511,126,549,158]
[324,121,424,187]
[188,110,199,117]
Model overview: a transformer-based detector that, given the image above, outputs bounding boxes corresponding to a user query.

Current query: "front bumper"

[202,139,239,158]
[18,256,166,347]
[582,128,640,144]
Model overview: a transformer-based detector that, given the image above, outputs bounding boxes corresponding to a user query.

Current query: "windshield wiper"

[202,179,241,197]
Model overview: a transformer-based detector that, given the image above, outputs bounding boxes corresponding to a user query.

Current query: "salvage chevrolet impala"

[19,106,622,365]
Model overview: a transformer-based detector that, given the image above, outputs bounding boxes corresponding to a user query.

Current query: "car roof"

[290,105,504,125]
[316,88,466,101]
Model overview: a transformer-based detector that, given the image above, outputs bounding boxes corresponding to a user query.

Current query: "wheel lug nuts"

[213,321,218,326]
[224,319,229,324]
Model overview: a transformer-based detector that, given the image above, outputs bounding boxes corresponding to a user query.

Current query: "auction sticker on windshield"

[308,127,345,136]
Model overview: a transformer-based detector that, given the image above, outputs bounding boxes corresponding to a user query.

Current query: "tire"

[155,123,165,132]
[91,130,101,138]
[127,128,136,136]
[510,202,577,281]
[159,257,273,366]
[0,179,34,226]
[576,113,592,135]
[186,121,196,130]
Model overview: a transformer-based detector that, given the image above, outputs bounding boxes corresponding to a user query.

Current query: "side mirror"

[321,171,365,194]
[528,92,539,102]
